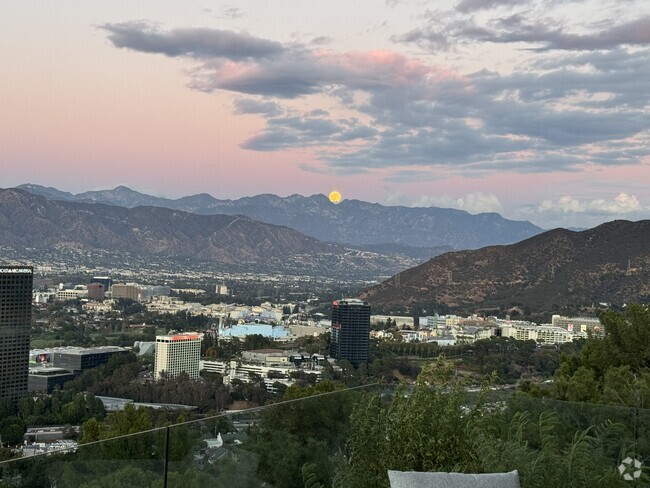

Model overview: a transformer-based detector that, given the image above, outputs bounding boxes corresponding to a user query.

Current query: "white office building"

[154,333,202,380]
[551,315,603,334]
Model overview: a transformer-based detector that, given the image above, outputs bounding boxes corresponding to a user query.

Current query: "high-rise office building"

[87,283,105,301]
[90,276,112,292]
[330,299,371,367]
[154,333,202,380]
[112,284,142,301]
[0,266,33,402]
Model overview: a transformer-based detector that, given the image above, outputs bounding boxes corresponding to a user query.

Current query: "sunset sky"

[2,0,649,229]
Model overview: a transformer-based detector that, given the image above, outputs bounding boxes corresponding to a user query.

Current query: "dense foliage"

[554,304,650,407]
[339,358,646,487]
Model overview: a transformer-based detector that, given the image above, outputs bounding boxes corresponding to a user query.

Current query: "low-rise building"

[430,335,456,346]
[551,315,603,334]
[82,300,113,313]
[500,323,574,344]
[28,366,75,393]
[398,329,432,343]
[371,315,414,329]
[51,346,127,374]
[201,351,326,392]
[133,341,156,356]
[456,326,495,344]
[56,287,88,301]
[22,440,78,457]
[241,349,290,365]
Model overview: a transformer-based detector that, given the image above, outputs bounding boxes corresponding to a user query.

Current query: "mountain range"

[0,188,413,279]
[359,220,650,312]
[4,186,647,310]
[18,184,543,253]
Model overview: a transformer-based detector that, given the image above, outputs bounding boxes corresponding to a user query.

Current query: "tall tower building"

[87,282,105,301]
[0,266,33,402]
[330,299,371,367]
[154,332,202,380]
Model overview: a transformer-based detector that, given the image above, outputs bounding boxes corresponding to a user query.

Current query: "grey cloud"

[190,54,323,98]
[297,163,329,174]
[481,101,650,146]
[103,20,650,178]
[399,12,650,52]
[308,109,329,117]
[484,15,650,50]
[383,169,438,183]
[241,116,377,151]
[233,98,283,116]
[488,56,650,110]
[395,28,450,50]
[486,15,650,51]
[457,0,527,13]
[222,6,244,20]
[189,47,434,98]
[268,117,342,136]
[101,22,284,59]
[324,124,532,170]
[310,36,332,45]
[240,131,300,151]
[100,22,433,100]
[336,126,379,141]
[236,45,650,171]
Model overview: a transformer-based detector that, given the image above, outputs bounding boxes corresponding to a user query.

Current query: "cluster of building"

[144,297,284,323]
[370,313,603,346]
[201,350,327,393]
[1,264,609,463]
[0,266,366,463]
[33,276,172,303]
[152,332,333,393]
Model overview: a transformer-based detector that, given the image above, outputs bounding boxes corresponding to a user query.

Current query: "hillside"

[0,189,413,279]
[359,220,650,311]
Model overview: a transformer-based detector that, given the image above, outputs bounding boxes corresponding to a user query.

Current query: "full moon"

[328,190,342,204]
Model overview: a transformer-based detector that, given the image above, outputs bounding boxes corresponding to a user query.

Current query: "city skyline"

[2,0,650,229]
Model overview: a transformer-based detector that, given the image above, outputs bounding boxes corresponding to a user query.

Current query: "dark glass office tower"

[330,299,371,367]
[0,266,33,402]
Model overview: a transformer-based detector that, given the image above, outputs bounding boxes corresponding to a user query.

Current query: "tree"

[554,305,650,407]
[339,357,641,488]
[249,381,354,487]
[0,416,25,446]
[338,359,481,488]
[302,462,325,488]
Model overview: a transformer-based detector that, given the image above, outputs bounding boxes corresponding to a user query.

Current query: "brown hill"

[359,220,650,311]
[0,188,412,278]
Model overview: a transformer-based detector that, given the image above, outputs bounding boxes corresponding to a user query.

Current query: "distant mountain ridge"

[18,184,544,251]
[359,220,650,311]
[0,189,414,279]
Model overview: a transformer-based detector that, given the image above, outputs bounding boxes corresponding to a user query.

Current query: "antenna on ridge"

[447,270,453,286]
[396,272,400,288]
[626,259,631,276]
[551,265,555,278]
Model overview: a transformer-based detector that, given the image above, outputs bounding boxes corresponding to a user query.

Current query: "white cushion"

[387,470,520,488]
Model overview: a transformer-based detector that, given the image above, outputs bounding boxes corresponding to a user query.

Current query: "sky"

[1,0,649,229]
